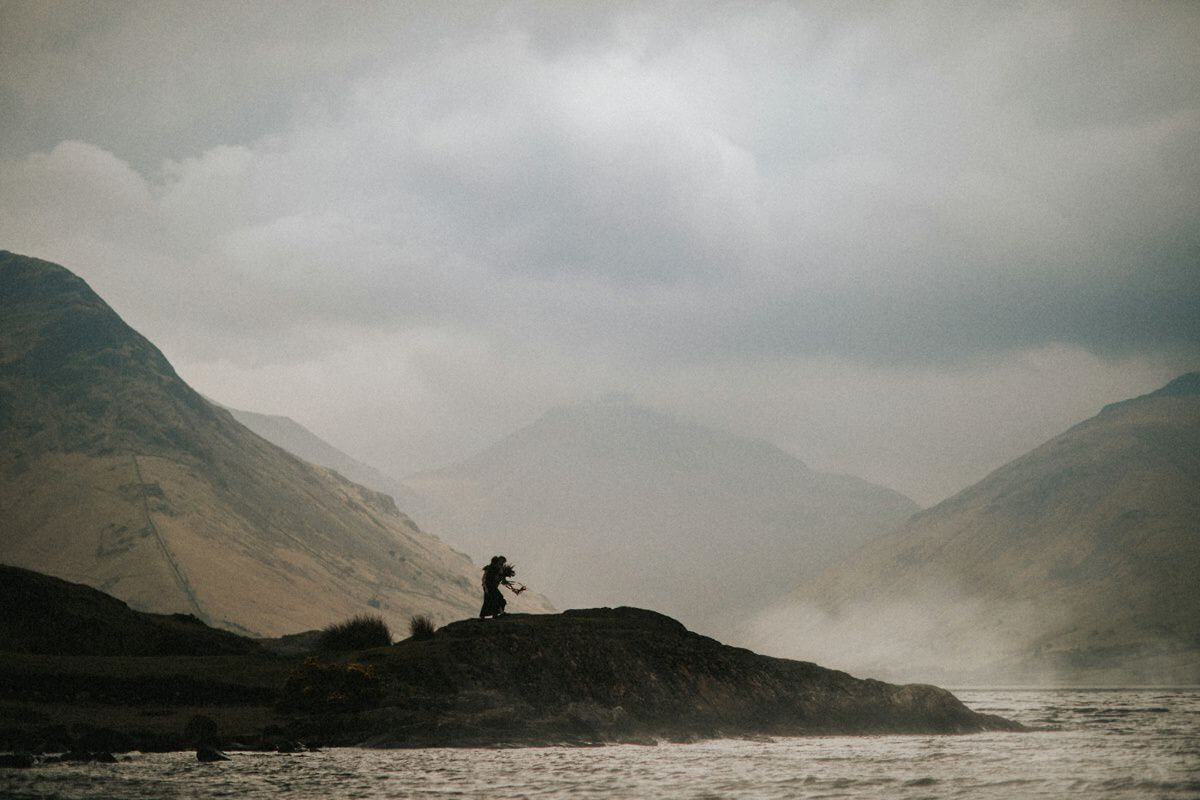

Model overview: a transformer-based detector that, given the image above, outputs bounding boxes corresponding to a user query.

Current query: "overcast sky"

[2,1,1197,504]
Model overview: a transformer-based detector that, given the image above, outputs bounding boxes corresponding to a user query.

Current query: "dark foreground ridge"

[0,567,1020,754]
[0,565,261,657]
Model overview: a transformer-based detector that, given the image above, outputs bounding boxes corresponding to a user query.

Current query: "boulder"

[196,747,230,762]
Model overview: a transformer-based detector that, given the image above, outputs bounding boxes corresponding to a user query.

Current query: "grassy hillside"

[0,250,548,636]
[753,375,1200,684]
[217,403,424,511]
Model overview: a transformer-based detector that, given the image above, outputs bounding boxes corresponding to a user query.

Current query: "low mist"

[746,590,1071,686]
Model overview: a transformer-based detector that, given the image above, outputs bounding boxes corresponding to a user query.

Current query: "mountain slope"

[216,404,422,511]
[403,401,917,641]
[752,374,1200,684]
[0,250,544,636]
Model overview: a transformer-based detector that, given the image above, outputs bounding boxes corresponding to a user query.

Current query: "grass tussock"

[409,614,435,640]
[317,614,392,651]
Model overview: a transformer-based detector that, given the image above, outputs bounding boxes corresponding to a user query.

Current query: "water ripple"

[2,689,1198,799]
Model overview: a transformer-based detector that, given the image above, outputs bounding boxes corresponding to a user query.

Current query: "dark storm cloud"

[3,1,1197,364]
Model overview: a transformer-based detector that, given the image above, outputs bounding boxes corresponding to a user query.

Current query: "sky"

[1,1,1197,505]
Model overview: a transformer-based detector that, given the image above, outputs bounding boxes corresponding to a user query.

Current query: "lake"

[3,688,1198,799]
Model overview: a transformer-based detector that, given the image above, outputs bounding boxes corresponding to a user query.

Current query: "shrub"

[278,657,383,714]
[409,614,435,640]
[317,614,392,651]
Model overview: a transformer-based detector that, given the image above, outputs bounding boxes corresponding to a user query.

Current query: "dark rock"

[196,746,230,762]
[284,607,1022,747]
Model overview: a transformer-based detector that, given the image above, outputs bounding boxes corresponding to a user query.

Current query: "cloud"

[0,141,150,235]
[1,2,1197,501]
[4,3,1198,359]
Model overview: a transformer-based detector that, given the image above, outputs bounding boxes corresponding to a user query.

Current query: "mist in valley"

[747,590,1065,685]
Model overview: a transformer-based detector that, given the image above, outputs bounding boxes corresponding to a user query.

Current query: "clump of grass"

[409,614,435,640]
[317,614,392,651]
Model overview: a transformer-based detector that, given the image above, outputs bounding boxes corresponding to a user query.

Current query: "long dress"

[479,565,507,618]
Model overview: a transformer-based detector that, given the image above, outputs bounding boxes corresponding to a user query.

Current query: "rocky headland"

[0,567,1019,758]
[297,607,1021,747]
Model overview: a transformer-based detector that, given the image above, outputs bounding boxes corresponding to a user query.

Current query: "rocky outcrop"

[195,746,230,762]
[0,565,1019,751]
[286,608,1020,746]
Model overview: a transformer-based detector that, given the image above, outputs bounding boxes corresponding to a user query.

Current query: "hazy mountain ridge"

[216,404,424,513]
[0,250,549,636]
[209,402,558,615]
[403,400,918,642]
[754,374,1200,684]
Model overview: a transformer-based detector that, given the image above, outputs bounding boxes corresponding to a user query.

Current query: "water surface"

[3,688,1198,799]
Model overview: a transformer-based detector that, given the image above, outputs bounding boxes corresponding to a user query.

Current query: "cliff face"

[296,608,1020,747]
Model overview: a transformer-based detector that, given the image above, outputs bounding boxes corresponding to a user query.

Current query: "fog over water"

[1,2,1197,505]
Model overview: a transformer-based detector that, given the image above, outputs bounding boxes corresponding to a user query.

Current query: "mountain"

[215,403,422,511]
[213,403,554,616]
[751,374,1200,685]
[0,250,547,637]
[402,400,918,641]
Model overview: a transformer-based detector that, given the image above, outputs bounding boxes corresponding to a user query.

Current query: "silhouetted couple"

[480,555,523,619]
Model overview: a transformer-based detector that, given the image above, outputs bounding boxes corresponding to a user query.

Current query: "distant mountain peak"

[536,400,685,434]
[404,398,917,640]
